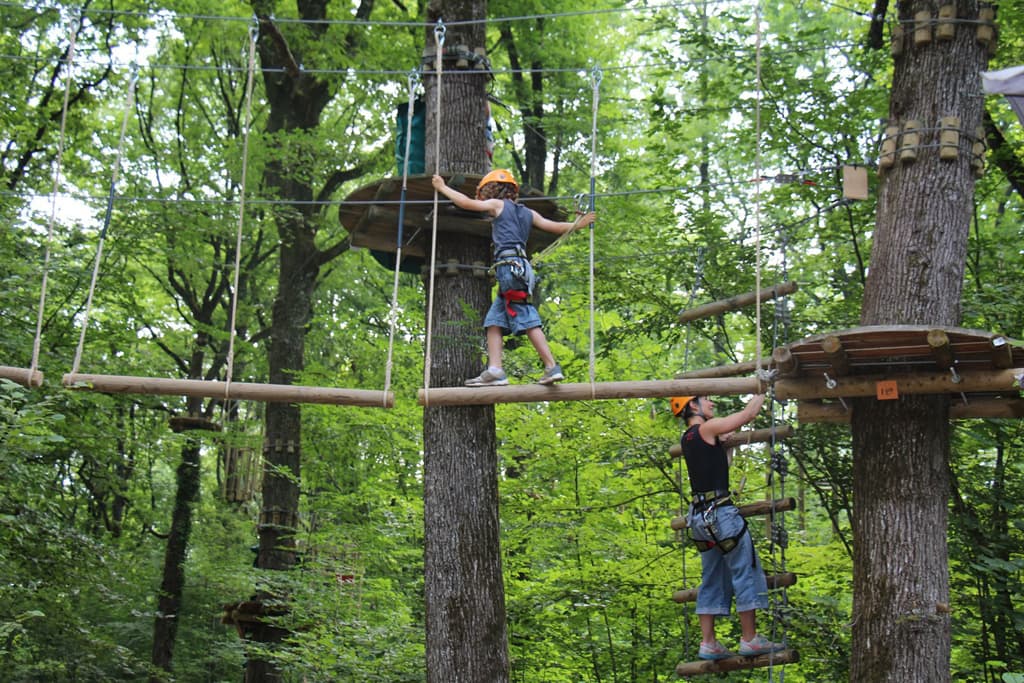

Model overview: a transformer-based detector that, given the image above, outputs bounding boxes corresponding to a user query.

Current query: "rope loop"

[434,19,446,48]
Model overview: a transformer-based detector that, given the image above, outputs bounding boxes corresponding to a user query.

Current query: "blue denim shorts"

[483,261,542,335]
[687,503,769,614]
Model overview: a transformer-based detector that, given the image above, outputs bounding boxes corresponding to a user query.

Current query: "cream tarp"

[982,66,1024,127]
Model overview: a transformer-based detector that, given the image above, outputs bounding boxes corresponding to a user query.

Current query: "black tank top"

[681,424,729,493]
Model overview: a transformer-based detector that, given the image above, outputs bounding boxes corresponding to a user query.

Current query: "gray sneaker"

[465,368,508,387]
[537,363,564,385]
[738,634,785,656]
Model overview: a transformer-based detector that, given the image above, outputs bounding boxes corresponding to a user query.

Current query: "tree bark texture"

[150,398,205,680]
[852,1,990,680]
[423,1,511,681]
[246,1,342,680]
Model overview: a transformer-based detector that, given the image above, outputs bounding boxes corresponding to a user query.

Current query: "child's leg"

[486,326,505,369]
[525,326,556,368]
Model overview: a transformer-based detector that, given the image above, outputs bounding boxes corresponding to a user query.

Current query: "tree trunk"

[245,2,337,680]
[422,1,510,681]
[851,1,990,680]
[150,397,205,681]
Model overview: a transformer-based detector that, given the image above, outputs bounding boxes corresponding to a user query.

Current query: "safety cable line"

[1,40,864,78]
[9,0,779,30]
[224,26,258,396]
[587,65,601,393]
[11,167,852,209]
[384,69,419,405]
[69,66,138,377]
[422,20,445,402]
[31,21,78,385]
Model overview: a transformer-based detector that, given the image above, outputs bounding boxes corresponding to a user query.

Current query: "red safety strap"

[502,289,529,316]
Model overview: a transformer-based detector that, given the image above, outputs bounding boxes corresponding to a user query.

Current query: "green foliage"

[0,0,1022,680]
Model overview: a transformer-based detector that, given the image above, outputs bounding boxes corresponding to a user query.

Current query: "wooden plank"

[678,281,798,324]
[673,572,797,603]
[798,397,1024,423]
[0,365,43,388]
[676,648,799,676]
[668,425,793,457]
[671,497,796,530]
[62,373,394,407]
[773,368,1024,401]
[417,377,763,407]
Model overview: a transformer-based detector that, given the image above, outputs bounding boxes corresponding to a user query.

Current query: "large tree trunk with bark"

[422,1,510,681]
[850,1,990,680]
[245,1,345,680]
[150,396,205,681]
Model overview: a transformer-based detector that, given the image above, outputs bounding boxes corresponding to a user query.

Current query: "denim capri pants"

[687,503,770,615]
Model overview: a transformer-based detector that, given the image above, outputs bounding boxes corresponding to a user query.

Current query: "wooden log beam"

[417,377,764,407]
[927,328,954,370]
[798,397,1024,423]
[772,368,1024,401]
[672,572,797,603]
[677,281,799,324]
[668,425,794,458]
[990,336,1014,369]
[671,497,796,530]
[62,373,394,407]
[0,366,44,388]
[821,335,850,376]
[771,346,799,377]
[675,357,772,379]
[676,648,800,676]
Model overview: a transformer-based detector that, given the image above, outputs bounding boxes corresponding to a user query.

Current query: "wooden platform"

[337,174,567,262]
[770,325,1024,417]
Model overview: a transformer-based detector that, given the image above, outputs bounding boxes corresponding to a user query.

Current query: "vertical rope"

[754,3,764,376]
[423,20,445,402]
[31,23,79,385]
[224,27,259,397]
[69,66,139,378]
[587,66,601,393]
[384,70,420,405]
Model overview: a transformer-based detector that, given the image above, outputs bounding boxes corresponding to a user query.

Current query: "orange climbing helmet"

[670,396,696,417]
[476,169,519,198]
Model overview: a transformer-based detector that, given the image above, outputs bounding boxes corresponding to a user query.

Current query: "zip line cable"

[422,20,445,402]
[0,39,865,78]
[7,0,805,29]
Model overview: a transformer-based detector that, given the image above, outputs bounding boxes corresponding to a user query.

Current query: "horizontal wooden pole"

[0,365,43,388]
[417,378,763,407]
[62,373,394,407]
[773,367,1024,401]
[678,280,798,324]
[676,648,800,676]
[673,572,797,603]
[798,397,1024,423]
[675,357,772,379]
[668,425,793,458]
[671,497,796,530]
